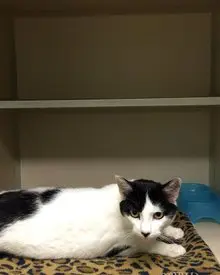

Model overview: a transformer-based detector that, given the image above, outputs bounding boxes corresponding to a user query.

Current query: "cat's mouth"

[141,232,161,240]
[133,227,160,240]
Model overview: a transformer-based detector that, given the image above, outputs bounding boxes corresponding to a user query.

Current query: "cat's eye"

[130,210,140,218]
[153,212,164,220]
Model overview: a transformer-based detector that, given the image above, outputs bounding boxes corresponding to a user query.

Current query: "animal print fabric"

[0,212,219,275]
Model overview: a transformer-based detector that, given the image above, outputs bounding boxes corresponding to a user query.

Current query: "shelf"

[0,97,220,110]
[0,0,218,16]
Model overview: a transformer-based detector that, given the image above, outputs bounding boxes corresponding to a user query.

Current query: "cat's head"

[115,175,181,239]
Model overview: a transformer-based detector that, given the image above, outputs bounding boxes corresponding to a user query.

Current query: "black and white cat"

[0,175,186,259]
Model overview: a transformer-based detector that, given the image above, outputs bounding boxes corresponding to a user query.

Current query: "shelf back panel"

[0,18,14,100]
[15,14,210,100]
[19,110,210,188]
[0,1,218,16]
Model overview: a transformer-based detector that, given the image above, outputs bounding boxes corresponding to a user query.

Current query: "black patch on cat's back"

[40,189,60,204]
[105,245,130,257]
[0,189,61,233]
[0,191,38,232]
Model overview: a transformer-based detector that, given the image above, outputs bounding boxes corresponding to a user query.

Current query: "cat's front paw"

[163,226,184,240]
[172,228,184,240]
[165,244,186,258]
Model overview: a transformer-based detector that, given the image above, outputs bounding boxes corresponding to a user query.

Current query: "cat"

[0,175,186,259]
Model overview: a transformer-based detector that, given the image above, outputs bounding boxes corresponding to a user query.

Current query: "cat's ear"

[115,175,132,197]
[162,177,182,204]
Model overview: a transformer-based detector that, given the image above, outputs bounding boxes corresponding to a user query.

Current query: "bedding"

[0,212,219,275]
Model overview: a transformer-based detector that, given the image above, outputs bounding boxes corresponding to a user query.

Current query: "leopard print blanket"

[0,212,219,275]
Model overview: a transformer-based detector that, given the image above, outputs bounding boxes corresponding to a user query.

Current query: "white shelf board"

[0,97,220,109]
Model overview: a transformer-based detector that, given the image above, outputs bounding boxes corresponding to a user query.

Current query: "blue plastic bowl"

[178,183,217,203]
[177,183,220,224]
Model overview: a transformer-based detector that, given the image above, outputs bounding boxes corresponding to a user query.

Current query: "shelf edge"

[0,97,220,109]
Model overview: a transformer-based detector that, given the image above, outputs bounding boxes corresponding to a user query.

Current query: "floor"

[195,222,220,263]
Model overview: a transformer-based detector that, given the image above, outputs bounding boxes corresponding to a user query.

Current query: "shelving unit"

[0,1,220,192]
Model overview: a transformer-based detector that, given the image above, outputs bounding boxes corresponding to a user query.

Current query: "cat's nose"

[141,232,150,238]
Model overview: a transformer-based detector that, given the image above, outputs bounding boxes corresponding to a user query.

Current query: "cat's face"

[116,175,181,239]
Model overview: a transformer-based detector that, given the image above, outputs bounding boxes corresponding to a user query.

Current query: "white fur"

[163,225,184,240]
[147,241,186,257]
[128,195,172,239]
[0,184,185,259]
